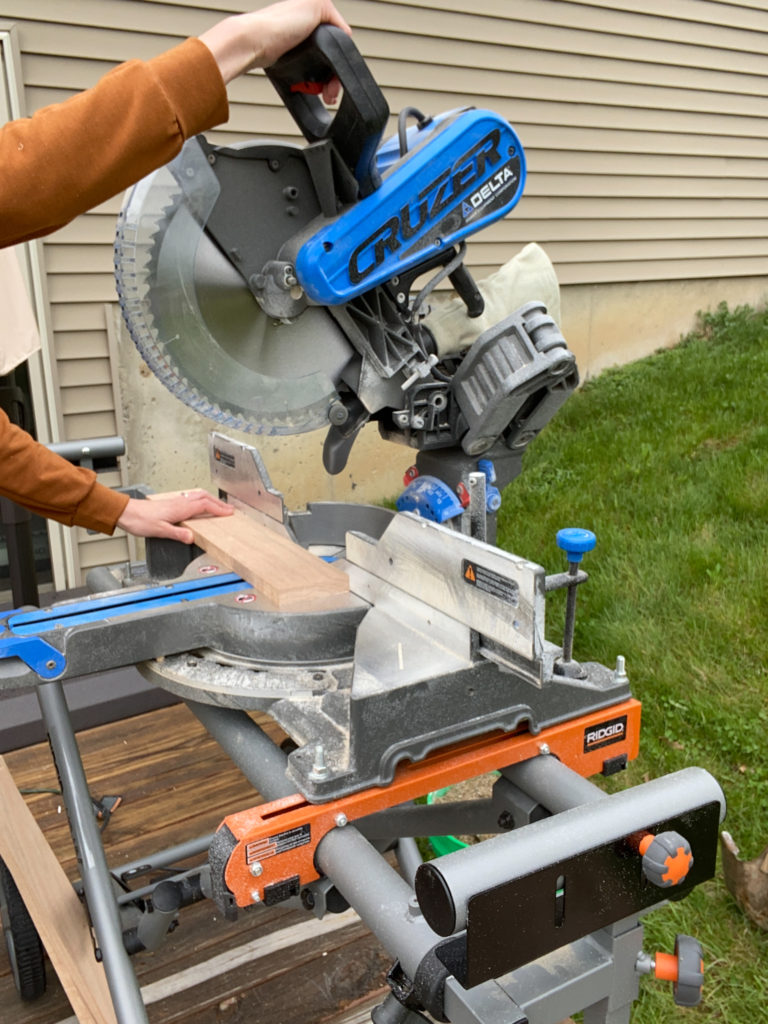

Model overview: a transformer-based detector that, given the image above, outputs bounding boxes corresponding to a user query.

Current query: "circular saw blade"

[114,138,354,434]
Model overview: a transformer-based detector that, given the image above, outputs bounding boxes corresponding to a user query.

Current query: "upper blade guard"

[295,108,526,306]
[114,138,354,435]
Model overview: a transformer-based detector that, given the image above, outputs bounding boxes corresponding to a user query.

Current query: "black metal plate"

[449,800,720,988]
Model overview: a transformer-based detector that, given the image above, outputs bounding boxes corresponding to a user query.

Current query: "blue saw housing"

[295,107,526,306]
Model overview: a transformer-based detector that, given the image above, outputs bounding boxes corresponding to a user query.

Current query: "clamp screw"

[334,813,348,828]
[250,890,261,904]
[555,528,596,670]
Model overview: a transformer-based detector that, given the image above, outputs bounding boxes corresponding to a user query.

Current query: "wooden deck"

[0,702,392,1024]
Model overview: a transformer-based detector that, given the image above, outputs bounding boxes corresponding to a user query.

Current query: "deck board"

[0,702,392,1024]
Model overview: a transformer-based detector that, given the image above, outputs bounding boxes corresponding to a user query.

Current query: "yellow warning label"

[464,563,476,583]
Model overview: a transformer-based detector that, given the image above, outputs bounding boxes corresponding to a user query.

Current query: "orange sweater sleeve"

[0,37,229,247]
[0,408,129,533]
[0,37,229,532]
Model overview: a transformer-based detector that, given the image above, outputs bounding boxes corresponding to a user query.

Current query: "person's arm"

[0,0,350,248]
[0,38,228,248]
[0,0,348,538]
[0,409,232,539]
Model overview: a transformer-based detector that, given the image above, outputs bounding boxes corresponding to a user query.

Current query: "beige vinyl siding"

[2,0,766,583]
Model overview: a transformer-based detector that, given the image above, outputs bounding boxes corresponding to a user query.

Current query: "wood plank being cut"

[148,494,349,610]
[0,756,119,1024]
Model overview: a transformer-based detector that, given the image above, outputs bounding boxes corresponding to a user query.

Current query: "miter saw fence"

[114,26,577,475]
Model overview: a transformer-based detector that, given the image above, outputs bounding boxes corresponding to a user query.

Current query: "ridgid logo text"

[583,715,627,753]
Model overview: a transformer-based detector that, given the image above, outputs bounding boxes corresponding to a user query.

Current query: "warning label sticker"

[462,559,519,606]
[245,824,310,864]
[213,446,236,468]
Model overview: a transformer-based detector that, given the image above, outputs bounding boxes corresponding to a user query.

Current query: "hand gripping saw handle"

[266,24,390,197]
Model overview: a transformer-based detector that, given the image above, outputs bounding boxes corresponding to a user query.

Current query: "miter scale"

[0,26,723,1024]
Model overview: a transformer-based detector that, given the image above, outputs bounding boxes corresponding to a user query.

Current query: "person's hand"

[200,0,351,98]
[117,489,233,544]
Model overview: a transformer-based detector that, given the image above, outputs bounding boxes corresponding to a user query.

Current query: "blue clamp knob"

[477,459,501,512]
[556,527,596,563]
[486,486,502,513]
[477,459,497,485]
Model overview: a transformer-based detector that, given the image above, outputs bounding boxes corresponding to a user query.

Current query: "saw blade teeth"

[114,141,350,435]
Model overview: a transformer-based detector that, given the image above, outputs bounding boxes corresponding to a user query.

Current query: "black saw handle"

[265,25,389,197]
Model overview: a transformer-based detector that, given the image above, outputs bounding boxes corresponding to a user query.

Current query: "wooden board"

[148,494,349,610]
[0,756,118,1024]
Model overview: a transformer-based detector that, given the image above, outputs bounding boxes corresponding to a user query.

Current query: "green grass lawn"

[495,302,768,1021]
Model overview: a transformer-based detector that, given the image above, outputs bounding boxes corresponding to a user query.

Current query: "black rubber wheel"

[0,858,46,1000]
[673,933,704,1007]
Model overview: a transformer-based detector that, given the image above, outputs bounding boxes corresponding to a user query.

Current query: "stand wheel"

[0,858,47,1000]
[653,933,704,1007]
[672,934,705,1007]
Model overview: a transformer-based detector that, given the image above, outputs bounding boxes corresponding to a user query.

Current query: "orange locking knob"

[639,830,693,887]
[636,934,704,1007]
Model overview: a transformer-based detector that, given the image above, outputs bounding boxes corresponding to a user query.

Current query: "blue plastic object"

[397,475,464,523]
[477,459,502,512]
[296,108,526,305]
[556,527,596,563]
[0,573,252,678]
[0,632,66,679]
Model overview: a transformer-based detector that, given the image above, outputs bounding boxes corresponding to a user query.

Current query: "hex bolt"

[309,743,329,780]
[335,813,348,828]
[250,890,261,904]
[497,810,515,830]
[613,654,629,686]
[249,862,263,877]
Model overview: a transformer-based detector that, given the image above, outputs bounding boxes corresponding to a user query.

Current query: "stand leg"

[36,680,148,1024]
[583,999,631,1024]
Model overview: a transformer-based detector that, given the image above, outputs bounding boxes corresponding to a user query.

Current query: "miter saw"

[0,27,724,1024]
[113,24,575,485]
